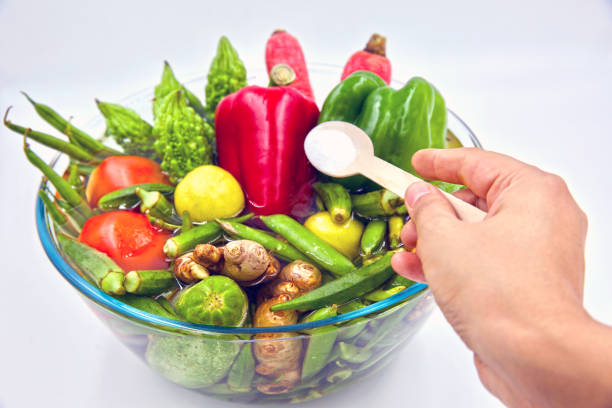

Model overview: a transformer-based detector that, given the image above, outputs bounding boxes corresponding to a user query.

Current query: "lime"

[174,165,244,222]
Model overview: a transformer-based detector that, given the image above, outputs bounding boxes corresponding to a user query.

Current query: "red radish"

[85,156,171,207]
[265,29,315,101]
[341,33,391,84]
[79,211,171,272]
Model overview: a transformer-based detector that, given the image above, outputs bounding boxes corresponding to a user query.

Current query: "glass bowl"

[36,64,480,403]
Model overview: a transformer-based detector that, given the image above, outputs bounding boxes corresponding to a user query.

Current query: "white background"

[1,1,611,407]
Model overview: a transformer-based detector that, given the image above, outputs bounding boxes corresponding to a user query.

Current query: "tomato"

[79,211,171,272]
[85,156,171,207]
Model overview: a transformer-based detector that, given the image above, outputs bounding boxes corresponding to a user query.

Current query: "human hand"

[391,148,612,407]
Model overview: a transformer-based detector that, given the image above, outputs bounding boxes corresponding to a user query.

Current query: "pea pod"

[361,219,386,258]
[4,107,100,164]
[352,189,406,218]
[260,214,355,277]
[215,219,317,265]
[124,269,177,296]
[57,234,125,295]
[300,306,339,380]
[163,214,253,259]
[22,92,122,157]
[312,182,352,225]
[39,190,79,237]
[118,293,180,320]
[388,216,404,249]
[227,344,255,391]
[270,252,395,312]
[97,183,175,211]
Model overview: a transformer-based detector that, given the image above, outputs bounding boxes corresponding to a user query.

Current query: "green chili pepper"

[300,306,339,380]
[97,183,174,211]
[388,216,404,249]
[39,190,79,237]
[164,213,253,258]
[57,234,125,295]
[118,293,180,320]
[352,189,406,218]
[205,36,247,120]
[136,187,180,224]
[4,107,100,164]
[21,92,122,157]
[361,219,386,258]
[124,269,177,296]
[270,252,395,312]
[227,343,255,391]
[319,72,446,192]
[25,142,93,220]
[312,182,352,225]
[96,99,157,159]
[260,214,355,277]
[216,218,317,265]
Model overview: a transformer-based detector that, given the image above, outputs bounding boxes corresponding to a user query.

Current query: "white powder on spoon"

[304,128,357,175]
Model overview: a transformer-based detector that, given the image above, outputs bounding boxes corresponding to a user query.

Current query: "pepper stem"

[364,33,387,57]
[269,64,296,87]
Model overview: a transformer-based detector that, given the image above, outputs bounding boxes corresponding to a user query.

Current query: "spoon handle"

[361,156,486,222]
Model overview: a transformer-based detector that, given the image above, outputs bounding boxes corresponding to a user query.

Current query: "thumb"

[405,181,459,237]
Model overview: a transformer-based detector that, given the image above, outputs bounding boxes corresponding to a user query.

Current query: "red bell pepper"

[85,156,171,207]
[215,85,319,217]
[341,33,391,84]
[79,211,171,272]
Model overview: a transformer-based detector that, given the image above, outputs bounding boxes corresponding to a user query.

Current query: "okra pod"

[25,143,93,220]
[155,296,176,315]
[362,254,383,266]
[136,187,180,224]
[363,285,406,302]
[57,234,125,295]
[97,183,174,211]
[313,182,352,225]
[388,216,404,249]
[301,313,339,380]
[227,344,255,391]
[385,274,415,289]
[4,107,100,163]
[216,219,317,265]
[351,189,406,218]
[146,214,181,231]
[163,222,222,259]
[361,219,386,258]
[67,162,85,197]
[326,368,352,384]
[270,252,395,312]
[39,190,79,237]
[117,293,180,320]
[260,214,355,277]
[124,269,177,296]
[22,92,122,157]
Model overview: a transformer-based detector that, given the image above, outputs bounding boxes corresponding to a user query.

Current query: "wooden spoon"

[304,121,485,222]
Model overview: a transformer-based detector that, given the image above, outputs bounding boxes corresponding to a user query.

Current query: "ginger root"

[253,260,322,394]
[173,252,210,283]
[173,240,280,286]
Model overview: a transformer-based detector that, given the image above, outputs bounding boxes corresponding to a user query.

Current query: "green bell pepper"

[318,71,447,192]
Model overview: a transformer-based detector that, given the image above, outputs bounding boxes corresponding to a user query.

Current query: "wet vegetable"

[124,269,177,296]
[303,212,364,260]
[97,183,174,211]
[118,293,180,320]
[388,216,404,249]
[312,182,352,225]
[361,219,386,258]
[351,189,406,218]
[227,343,256,391]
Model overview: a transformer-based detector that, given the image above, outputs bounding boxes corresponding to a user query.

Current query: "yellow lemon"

[304,212,364,260]
[174,165,245,222]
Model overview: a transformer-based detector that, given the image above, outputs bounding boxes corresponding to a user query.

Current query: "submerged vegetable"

[96,100,157,159]
[205,36,247,119]
[303,212,364,260]
[312,182,352,225]
[153,90,215,183]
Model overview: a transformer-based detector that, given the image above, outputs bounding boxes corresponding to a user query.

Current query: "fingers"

[453,188,488,212]
[412,148,535,202]
[391,251,426,283]
[400,220,417,249]
[405,181,459,236]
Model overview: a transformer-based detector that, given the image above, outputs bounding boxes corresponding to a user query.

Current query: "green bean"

[124,269,177,296]
[22,92,122,157]
[351,189,406,218]
[361,219,386,258]
[261,214,355,277]
[313,182,352,225]
[38,190,79,237]
[57,234,125,295]
[97,183,174,211]
[388,216,404,249]
[270,253,395,312]
[4,107,100,163]
[25,142,93,220]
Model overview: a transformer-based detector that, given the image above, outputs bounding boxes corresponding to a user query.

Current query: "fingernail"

[405,182,434,208]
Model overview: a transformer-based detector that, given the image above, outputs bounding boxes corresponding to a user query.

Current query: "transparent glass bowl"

[35,64,480,403]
